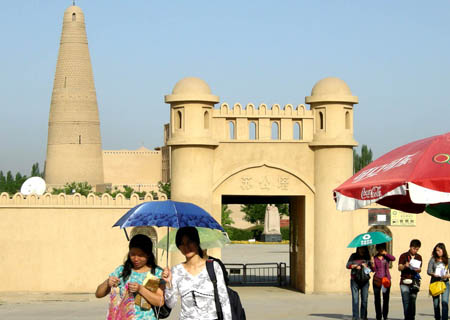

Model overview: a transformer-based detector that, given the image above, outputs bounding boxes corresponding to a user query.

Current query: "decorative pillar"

[306,77,358,292]
[165,77,219,265]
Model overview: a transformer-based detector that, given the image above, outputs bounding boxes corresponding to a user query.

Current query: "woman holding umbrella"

[162,227,232,320]
[346,231,391,320]
[346,246,372,320]
[371,243,395,320]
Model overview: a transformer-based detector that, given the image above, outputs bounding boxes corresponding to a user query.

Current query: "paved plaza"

[0,244,439,319]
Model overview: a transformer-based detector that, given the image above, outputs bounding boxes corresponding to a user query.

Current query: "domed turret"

[165,77,219,103]
[306,77,358,104]
[306,77,358,146]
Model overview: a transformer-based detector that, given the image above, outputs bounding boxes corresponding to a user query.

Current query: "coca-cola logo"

[361,186,382,200]
[433,153,450,164]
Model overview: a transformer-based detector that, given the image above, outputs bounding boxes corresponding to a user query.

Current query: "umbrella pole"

[166,226,169,268]
[123,228,130,241]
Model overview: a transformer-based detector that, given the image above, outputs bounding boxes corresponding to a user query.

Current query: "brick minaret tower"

[45,5,104,188]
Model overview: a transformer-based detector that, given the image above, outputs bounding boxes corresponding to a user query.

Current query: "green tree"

[122,185,147,199]
[221,204,234,226]
[149,190,158,200]
[353,144,373,173]
[103,185,147,199]
[241,203,289,225]
[0,163,44,195]
[14,172,27,193]
[158,181,171,199]
[52,182,93,197]
[31,162,44,177]
[0,171,5,192]
[5,171,15,194]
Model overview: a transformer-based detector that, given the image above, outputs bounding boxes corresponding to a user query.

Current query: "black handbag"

[150,267,171,319]
[353,267,370,286]
[410,276,421,294]
[152,303,171,319]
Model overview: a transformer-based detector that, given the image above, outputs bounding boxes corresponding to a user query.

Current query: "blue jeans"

[401,284,418,320]
[351,279,369,319]
[433,281,449,320]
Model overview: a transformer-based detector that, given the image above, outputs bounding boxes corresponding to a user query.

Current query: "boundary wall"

[0,192,168,292]
[102,147,162,191]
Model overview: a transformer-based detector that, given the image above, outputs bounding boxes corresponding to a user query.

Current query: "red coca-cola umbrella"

[334,132,450,218]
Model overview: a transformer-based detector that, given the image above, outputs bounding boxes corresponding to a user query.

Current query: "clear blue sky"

[2,0,450,174]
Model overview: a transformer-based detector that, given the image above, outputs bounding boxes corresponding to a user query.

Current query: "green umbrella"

[347,231,392,248]
[426,203,450,221]
[156,227,231,252]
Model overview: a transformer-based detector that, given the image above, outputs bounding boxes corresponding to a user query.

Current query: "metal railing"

[224,262,289,286]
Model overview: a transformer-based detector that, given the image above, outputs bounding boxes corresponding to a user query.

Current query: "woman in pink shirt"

[371,243,396,320]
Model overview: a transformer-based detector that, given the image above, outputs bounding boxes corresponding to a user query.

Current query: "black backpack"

[206,259,246,320]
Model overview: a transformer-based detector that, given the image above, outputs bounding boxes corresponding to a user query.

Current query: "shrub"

[281,227,289,240]
[224,226,253,241]
[225,225,290,241]
[250,225,264,240]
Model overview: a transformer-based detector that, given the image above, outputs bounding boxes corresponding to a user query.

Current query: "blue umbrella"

[113,200,223,266]
[113,200,223,231]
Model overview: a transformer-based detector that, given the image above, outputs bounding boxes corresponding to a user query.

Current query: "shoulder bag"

[430,281,446,297]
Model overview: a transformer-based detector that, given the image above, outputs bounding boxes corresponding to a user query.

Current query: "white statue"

[263,204,281,235]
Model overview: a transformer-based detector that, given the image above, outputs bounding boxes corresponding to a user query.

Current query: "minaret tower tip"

[45,5,104,189]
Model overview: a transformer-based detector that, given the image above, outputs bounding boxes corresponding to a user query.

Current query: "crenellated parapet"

[214,103,312,118]
[103,150,161,156]
[212,103,314,142]
[0,192,167,208]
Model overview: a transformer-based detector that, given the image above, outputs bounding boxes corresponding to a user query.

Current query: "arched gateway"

[165,77,359,293]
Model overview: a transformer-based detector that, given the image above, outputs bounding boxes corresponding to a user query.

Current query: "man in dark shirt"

[398,239,422,320]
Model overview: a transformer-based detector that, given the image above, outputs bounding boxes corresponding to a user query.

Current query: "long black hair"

[432,242,449,266]
[175,226,204,258]
[120,234,157,281]
[356,246,370,260]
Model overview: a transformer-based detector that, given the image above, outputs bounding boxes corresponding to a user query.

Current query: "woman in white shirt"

[427,242,450,320]
[162,226,232,320]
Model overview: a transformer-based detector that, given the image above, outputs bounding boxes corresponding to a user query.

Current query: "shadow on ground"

[308,314,349,319]
[309,314,404,320]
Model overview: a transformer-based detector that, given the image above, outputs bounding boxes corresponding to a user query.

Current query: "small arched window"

[318,111,324,130]
[175,110,182,130]
[249,121,257,140]
[345,111,350,130]
[72,13,76,22]
[204,111,209,129]
[293,122,301,140]
[271,121,279,140]
[229,121,235,139]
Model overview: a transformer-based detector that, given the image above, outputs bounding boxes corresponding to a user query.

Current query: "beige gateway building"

[1,5,449,294]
